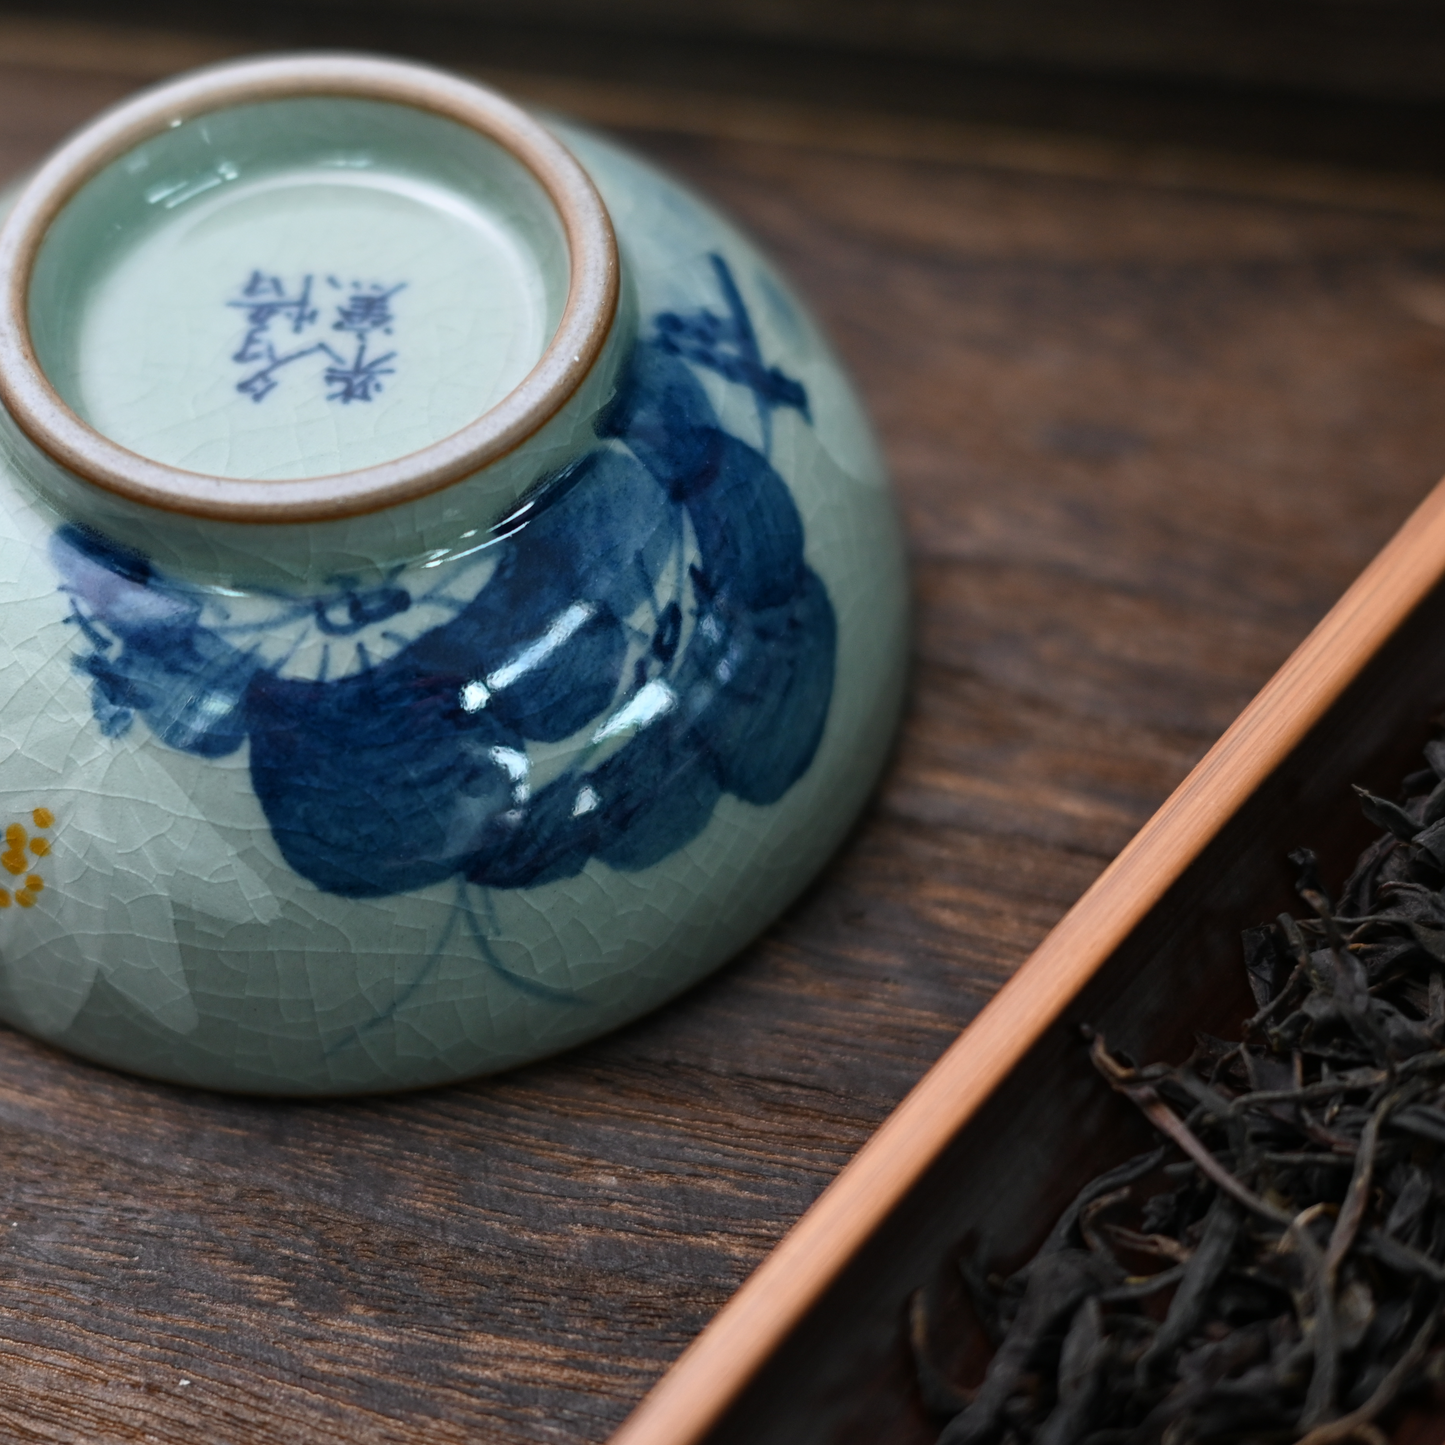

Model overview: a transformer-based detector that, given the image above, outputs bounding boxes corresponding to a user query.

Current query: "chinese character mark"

[226,273,404,404]
[323,346,396,404]
[236,342,341,403]
[324,279,404,404]
[331,280,403,338]
[229,271,318,361]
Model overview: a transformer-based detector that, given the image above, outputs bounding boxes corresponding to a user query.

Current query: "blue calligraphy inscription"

[54,256,834,995]
[229,273,402,403]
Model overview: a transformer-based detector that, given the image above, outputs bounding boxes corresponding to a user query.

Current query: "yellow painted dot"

[28,837,49,857]
[15,891,36,908]
[4,824,24,847]
[23,876,42,893]
[0,890,10,907]
[31,809,53,830]
[1,853,26,877]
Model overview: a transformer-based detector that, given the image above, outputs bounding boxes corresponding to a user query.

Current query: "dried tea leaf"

[922,733,1445,1444]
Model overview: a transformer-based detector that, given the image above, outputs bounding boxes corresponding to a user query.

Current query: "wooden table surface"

[4,21,1445,1444]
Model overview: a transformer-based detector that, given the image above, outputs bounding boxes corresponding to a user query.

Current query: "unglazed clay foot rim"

[0,52,619,523]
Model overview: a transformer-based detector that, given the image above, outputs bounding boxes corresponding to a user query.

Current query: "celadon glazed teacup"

[0,54,907,1094]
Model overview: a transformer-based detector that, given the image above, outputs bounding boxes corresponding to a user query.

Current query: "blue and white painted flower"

[51,257,838,919]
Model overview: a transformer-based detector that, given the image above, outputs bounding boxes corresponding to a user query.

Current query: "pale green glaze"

[0,85,907,1095]
[32,99,568,480]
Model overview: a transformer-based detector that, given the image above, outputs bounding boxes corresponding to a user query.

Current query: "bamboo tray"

[614,475,1445,1444]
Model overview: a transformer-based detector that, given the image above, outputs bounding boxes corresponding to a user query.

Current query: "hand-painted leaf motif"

[52,256,836,902]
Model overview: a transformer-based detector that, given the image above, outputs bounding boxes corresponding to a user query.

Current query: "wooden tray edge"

[610,471,1445,1445]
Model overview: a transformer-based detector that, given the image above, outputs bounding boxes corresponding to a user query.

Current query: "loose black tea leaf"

[916,736,1445,1444]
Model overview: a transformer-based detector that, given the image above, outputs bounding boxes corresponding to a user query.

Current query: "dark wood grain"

[3,29,1445,1444]
[10,0,1445,177]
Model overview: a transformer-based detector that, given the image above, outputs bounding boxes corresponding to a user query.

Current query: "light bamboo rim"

[0,53,619,523]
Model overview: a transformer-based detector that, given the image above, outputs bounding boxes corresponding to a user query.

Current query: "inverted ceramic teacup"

[0,54,907,1094]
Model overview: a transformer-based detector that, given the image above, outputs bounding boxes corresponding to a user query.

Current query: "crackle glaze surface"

[0,116,906,1094]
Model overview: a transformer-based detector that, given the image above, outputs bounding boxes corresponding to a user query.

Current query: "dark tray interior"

[705,575,1445,1443]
